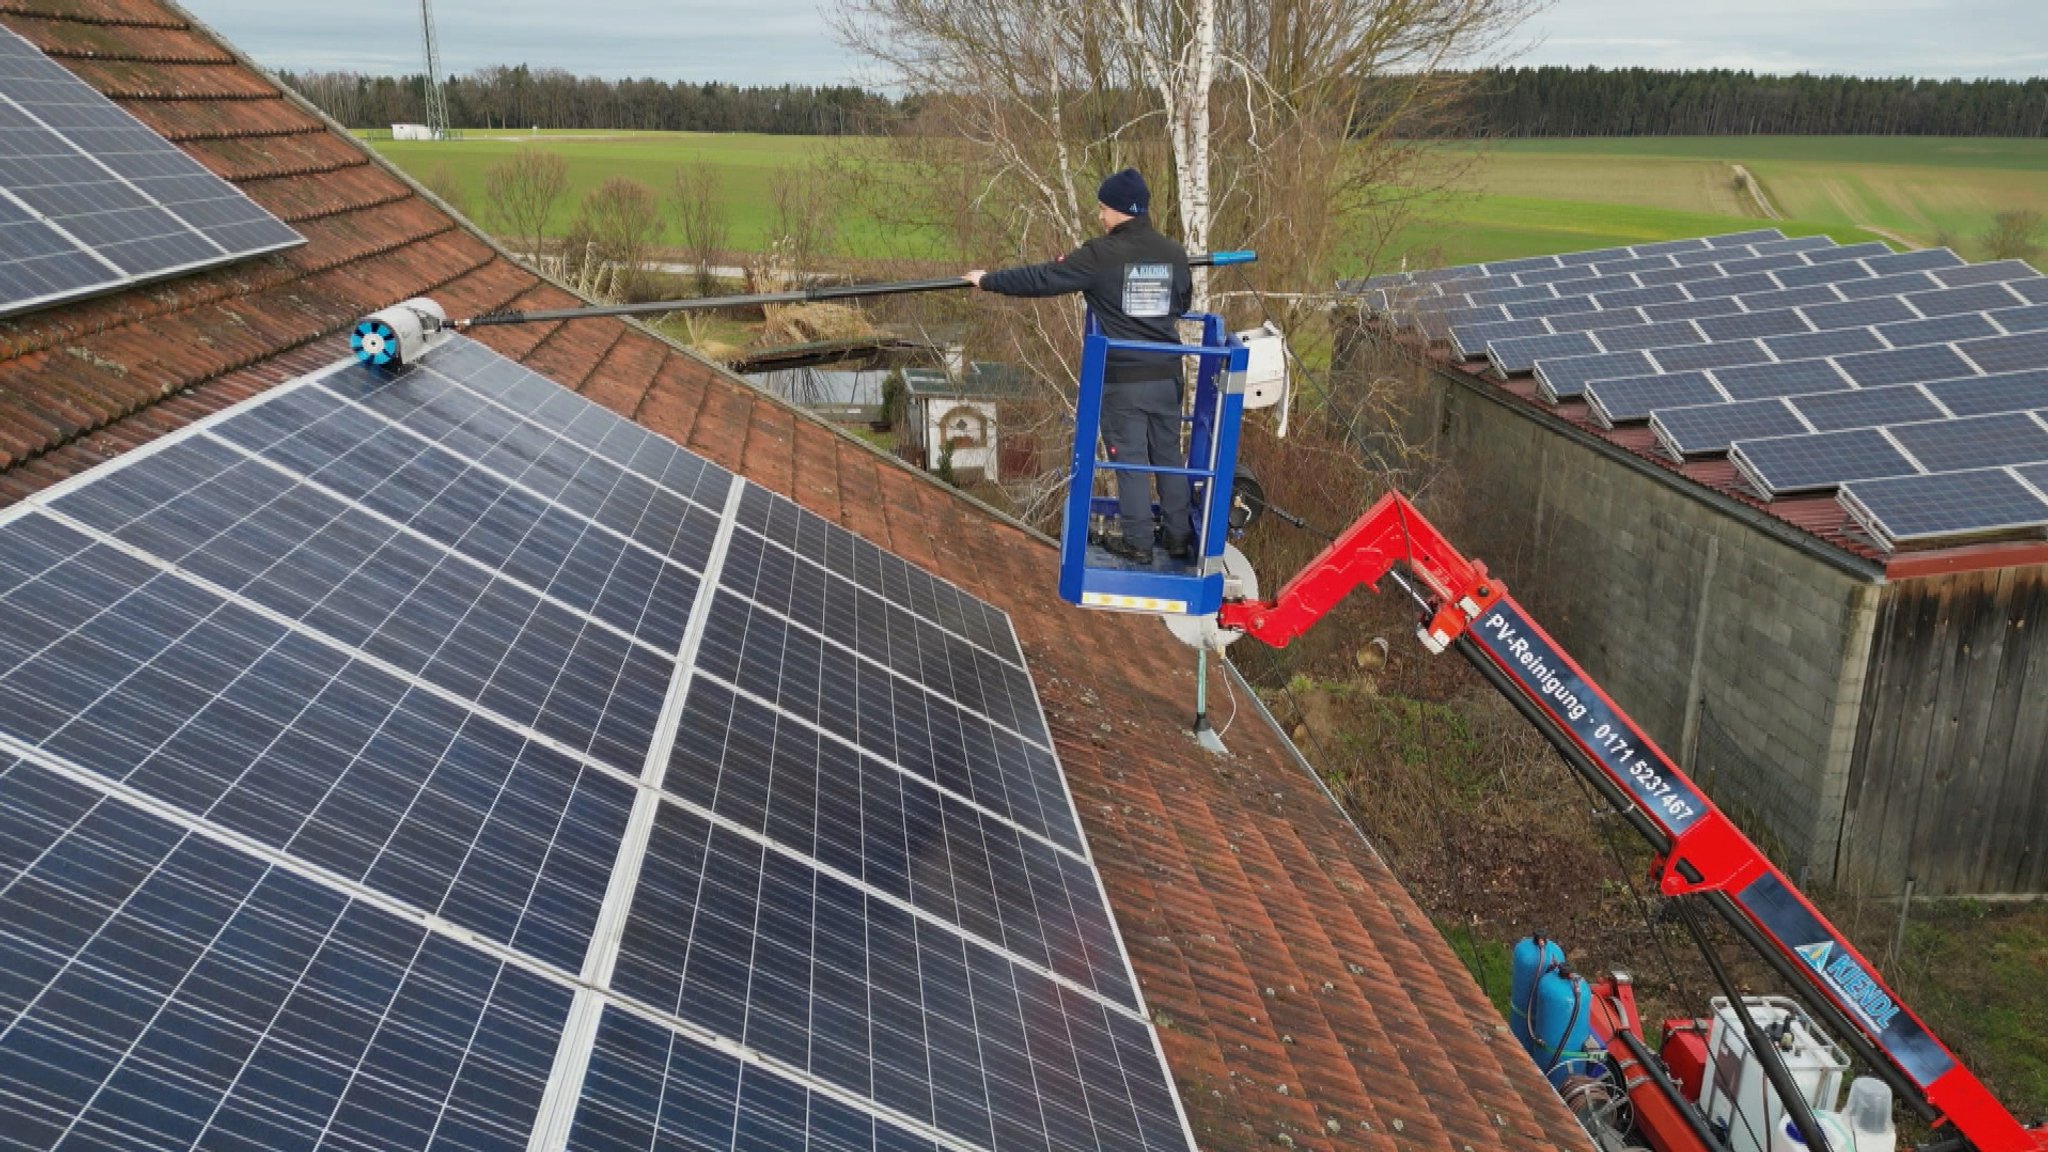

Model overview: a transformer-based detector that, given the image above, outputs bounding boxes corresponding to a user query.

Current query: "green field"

[365,131,2048,270]
[1380,136,2048,266]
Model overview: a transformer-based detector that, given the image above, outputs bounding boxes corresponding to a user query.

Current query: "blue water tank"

[1509,935,1564,1049]
[1529,965,1594,1087]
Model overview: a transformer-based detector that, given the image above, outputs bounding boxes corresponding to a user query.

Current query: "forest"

[282,65,2047,138]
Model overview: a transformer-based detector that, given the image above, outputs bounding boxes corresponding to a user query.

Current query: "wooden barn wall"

[1842,566,2048,897]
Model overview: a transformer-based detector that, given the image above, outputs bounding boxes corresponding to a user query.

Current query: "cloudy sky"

[181,0,2047,85]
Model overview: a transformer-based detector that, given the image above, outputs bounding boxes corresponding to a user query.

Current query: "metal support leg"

[1193,649,1227,754]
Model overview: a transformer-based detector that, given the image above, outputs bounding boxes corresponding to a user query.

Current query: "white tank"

[1771,1110,1855,1152]
[1844,1077,1898,1152]
[1699,997,1850,1152]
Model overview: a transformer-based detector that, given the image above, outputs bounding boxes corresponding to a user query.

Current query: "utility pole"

[419,0,451,140]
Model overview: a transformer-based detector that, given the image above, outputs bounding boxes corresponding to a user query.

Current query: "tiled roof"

[0,2,1594,1148]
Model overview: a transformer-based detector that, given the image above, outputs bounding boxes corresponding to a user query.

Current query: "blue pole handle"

[1197,250,1257,267]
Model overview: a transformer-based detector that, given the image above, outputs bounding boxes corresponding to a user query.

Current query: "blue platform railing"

[1058,311,1250,616]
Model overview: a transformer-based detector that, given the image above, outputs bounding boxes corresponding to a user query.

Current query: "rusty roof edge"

[1418,352,1890,583]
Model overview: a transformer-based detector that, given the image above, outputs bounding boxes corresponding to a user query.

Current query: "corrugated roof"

[0,2,1593,1149]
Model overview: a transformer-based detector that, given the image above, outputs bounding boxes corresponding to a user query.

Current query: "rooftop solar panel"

[1763,327,1886,361]
[1713,358,1854,401]
[1450,317,1552,359]
[1592,284,1691,310]
[2011,278,2048,305]
[1923,368,2048,418]
[1737,284,1852,313]
[1637,264,1725,287]
[1801,241,1895,264]
[1593,255,1682,277]
[1957,330,2048,375]
[1791,385,1946,432]
[1652,398,1811,459]
[1753,235,1838,255]
[1644,296,1746,322]
[1698,309,1814,341]
[1877,313,2003,348]
[1484,254,1564,276]
[1889,411,2048,472]
[1467,284,1561,307]
[1835,271,1943,299]
[1635,237,1713,256]
[1584,371,1727,427]
[1557,244,1638,266]
[1532,350,1656,401]
[1550,307,1651,333]
[1507,294,1601,319]
[1595,320,1708,353]
[1686,272,1785,299]
[1521,263,1603,285]
[1833,344,1978,388]
[1930,259,2042,288]
[1800,296,1920,331]
[1706,229,1786,247]
[1674,247,1751,266]
[1715,252,1815,277]
[1865,248,1966,275]
[1729,428,1918,496]
[1488,331,1602,375]
[1771,261,1874,288]
[1546,273,1645,297]
[1902,282,2030,316]
[0,26,302,317]
[1992,303,2048,334]
[1636,339,1772,375]
[1840,468,2048,549]
[0,334,1193,1152]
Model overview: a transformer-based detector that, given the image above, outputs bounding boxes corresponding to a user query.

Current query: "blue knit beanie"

[1097,168,1149,216]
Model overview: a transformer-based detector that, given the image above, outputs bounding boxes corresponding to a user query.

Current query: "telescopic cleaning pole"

[445,251,1258,331]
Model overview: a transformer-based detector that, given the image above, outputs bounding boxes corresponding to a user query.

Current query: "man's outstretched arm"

[967,247,1097,297]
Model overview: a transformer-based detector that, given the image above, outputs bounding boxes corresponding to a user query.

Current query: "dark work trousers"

[1100,376,1191,549]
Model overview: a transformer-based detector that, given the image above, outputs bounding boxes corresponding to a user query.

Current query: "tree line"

[279,65,905,134]
[1455,67,2048,137]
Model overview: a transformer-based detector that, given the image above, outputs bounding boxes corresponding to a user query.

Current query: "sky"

[179,0,2048,85]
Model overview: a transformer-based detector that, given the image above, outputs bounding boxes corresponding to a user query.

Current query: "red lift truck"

[1204,491,2047,1152]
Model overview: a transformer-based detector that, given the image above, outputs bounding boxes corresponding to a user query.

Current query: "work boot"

[1163,534,1194,561]
[1103,536,1154,565]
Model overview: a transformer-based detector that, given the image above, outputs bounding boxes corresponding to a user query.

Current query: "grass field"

[364,130,2047,270]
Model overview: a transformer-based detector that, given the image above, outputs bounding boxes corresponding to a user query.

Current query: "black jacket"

[980,218,1193,383]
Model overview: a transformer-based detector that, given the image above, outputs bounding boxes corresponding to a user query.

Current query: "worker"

[966,169,1195,564]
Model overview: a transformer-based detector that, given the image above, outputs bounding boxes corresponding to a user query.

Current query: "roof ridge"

[0,4,185,29]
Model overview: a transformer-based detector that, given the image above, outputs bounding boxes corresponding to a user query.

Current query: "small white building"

[391,123,436,141]
[900,364,1020,483]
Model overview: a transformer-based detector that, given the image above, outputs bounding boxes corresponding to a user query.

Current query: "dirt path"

[1731,164,1780,220]
[1857,224,1923,251]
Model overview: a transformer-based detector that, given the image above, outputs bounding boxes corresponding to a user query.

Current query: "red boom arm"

[1218,492,2045,1152]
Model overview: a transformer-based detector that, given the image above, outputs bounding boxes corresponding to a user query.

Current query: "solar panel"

[1584,371,1726,427]
[1801,296,1920,331]
[1992,303,2048,334]
[1699,309,1813,341]
[1468,284,1560,307]
[1836,271,1942,299]
[0,334,1193,1152]
[1450,317,1552,359]
[1802,242,1894,265]
[1833,344,1978,388]
[1595,320,1707,353]
[1876,313,2002,348]
[1706,229,1786,247]
[1770,261,1873,288]
[1507,295,1600,319]
[2011,278,2048,305]
[1840,468,2048,549]
[1713,359,1853,401]
[1753,235,1838,255]
[1903,282,2030,316]
[1714,252,1814,277]
[1558,244,1637,267]
[1550,307,1650,333]
[1644,296,1746,322]
[1685,272,1784,299]
[1736,285,1851,313]
[1652,399,1810,459]
[1924,368,2048,417]
[1729,428,1918,496]
[1930,259,2042,288]
[1521,264,1602,285]
[0,26,302,317]
[1637,264,1724,287]
[1762,327,1886,361]
[1889,411,2048,472]
[1532,350,1656,401]
[1644,339,1775,373]
[1865,248,1966,275]
[1592,284,1690,310]
[1673,247,1750,266]
[1488,331,1602,375]
[1485,254,1564,276]
[1547,273,1645,297]
[1634,237,1713,256]
[1957,330,2048,375]
[1790,385,1946,432]
[1592,255,1681,278]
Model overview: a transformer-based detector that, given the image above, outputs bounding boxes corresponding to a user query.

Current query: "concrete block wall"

[1354,337,1878,882]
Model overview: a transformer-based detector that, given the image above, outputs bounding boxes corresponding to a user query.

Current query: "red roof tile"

[0,3,1596,1147]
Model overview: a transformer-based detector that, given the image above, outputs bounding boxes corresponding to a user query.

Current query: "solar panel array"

[0,333,1193,1152]
[0,25,302,317]
[1346,231,2048,550]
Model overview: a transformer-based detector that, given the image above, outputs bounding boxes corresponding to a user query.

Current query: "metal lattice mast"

[419,0,450,139]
